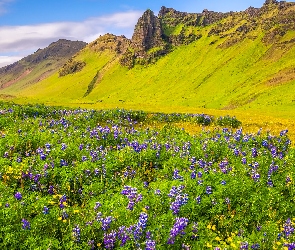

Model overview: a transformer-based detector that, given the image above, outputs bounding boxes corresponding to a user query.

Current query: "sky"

[0,0,266,68]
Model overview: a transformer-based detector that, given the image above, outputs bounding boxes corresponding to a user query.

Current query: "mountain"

[0,39,87,94]
[1,0,295,118]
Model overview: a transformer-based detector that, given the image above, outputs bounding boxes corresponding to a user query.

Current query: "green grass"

[1,8,295,122]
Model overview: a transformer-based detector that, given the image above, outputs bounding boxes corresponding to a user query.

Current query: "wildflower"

[104,230,117,249]
[221,180,226,185]
[196,196,201,204]
[14,192,23,201]
[94,202,102,210]
[21,218,30,230]
[42,206,49,214]
[225,197,230,204]
[251,243,260,249]
[173,169,183,181]
[167,217,189,244]
[240,242,249,249]
[72,225,81,242]
[283,218,294,238]
[206,186,212,195]
[101,216,113,231]
[88,240,95,250]
[145,239,156,250]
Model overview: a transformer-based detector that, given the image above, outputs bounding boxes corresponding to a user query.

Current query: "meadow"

[0,102,294,249]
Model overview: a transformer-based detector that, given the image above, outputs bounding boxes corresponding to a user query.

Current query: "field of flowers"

[0,103,294,249]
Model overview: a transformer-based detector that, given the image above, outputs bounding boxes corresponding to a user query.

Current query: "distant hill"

[0,39,86,92]
[1,0,295,117]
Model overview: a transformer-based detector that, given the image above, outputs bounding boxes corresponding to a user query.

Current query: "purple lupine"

[167,217,189,244]
[225,197,230,204]
[117,226,130,246]
[88,240,95,250]
[196,196,201,204]
[134,212,148,240]
[104,230,117,249]
[206,186,212,195]
[252,148,258,158]
[173,169,183,181]
[42,206,49,214]
[251,243,260,249]
[240,242,249,249]
[191,222,199,240]
[14,192,22,200]
[72,225,81,242]
[94,202,102,210]
[191,171,196,179]
[283,218,294,238]
[21,218,30,230]
[101,216,113,231]
[121,186,142,211]
[145,240,156,250]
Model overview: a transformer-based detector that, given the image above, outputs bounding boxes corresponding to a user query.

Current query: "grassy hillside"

[1,2,295,120]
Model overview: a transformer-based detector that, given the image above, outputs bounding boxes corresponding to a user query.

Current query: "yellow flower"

[63,220,67,223]
[276,242,281,245]
[58,217,62,220]
[207,224,212,229]
[74,210,79,214]
[227,237,233,242]
[212,225,216,231]
[206,242,212,248]
[230,243,236,248]
[215,236,221,241]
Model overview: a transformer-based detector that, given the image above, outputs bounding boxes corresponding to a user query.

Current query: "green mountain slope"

[1,0,295,118]
[0,39,87,97]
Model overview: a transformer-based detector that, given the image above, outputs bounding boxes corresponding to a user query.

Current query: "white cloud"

[0,10,142,67]
[0,0,14,15]
[0,56,22,67]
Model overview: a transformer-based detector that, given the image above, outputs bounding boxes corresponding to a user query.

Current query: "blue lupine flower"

[21,219,30,230]
[167,217,189,244]
[14,192,22,200]
[72,225,81,242]
[206,186,212,195]
[145,239,156,250]
[43,206,49,214]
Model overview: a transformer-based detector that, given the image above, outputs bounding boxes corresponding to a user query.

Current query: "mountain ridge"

[0,0,295,118]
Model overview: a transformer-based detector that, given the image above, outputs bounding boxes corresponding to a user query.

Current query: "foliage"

[59,58,86,77]
[0,103,294,249]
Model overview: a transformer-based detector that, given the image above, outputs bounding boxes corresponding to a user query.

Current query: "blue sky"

[0,0,266,67]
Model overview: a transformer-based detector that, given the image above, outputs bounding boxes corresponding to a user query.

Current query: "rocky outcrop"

[131,9,166,53]
[89,33,131,54]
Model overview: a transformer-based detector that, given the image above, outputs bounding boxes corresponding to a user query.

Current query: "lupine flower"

[104,230,117,249]
[283,218,294,238]
[14,192,22,200]
[196,196,201,204]
[240,242,249,249]
[191,222,199,240]
[72,225,81,242]
[251,243,260,249]
[21,219,30,230]
[167,217,189,244]
[173,169,183,181]
[206,186,212,195]
[121,186,142,210]
[43,206,49,214]
[221,180,226,185]
[88,240,95,249]
[101,216,113,231]
[145,239,156,250]
[94,202,102,210]
[225,197,230,204]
